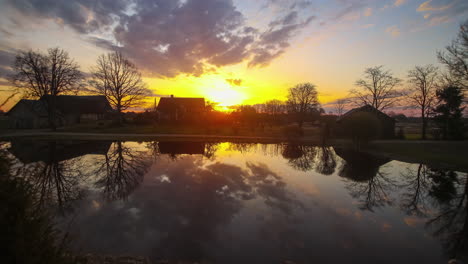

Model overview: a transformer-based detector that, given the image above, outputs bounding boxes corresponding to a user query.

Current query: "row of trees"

[10,49,151,129]
[240,20,466,138]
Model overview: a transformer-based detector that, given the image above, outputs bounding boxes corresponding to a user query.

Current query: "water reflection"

[94,141,152,201]
[4,140,467,263]
[9,140,107,214]
[334,148,397,212]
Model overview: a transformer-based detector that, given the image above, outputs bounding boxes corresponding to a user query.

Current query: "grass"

[364,140,468,172]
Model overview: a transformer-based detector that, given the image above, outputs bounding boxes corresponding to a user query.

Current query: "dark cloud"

[225,78,243,86]
[0,49,16,78]
[249,14,315,67]
[5,0,128,33]
[3,0,315,77]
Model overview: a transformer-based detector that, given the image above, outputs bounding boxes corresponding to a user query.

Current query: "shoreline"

[2,131,467,172]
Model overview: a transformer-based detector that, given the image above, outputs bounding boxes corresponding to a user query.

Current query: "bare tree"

[90,51,151,123]
[286,83,320,127]
[438,20,468,90]
[407,65,438,139]
[351,66,402,111]
[11,48,83,129]
[263,99,286,125]
[264,99,286,115]
[334,98,347,116]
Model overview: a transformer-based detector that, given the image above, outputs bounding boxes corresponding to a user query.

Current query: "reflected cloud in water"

[4,140,467,263]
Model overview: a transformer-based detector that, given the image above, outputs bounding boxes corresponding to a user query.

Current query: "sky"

[0,0,467,113]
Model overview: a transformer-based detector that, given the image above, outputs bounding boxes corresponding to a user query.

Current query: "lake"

[2,140,467,264]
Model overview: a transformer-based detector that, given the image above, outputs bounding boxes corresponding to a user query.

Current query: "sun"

[198,75,247,108]
[209,89,246,107]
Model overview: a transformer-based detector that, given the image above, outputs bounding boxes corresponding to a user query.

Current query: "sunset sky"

[0,0,467,112]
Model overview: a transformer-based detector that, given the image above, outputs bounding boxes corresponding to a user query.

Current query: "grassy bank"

[364,140,468,172]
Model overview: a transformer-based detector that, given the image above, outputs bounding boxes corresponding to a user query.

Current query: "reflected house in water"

[157,95,205,122]
[335,147,396,211]
[334,147,391,181]
[158,141,206,157]
[9,140,112,164]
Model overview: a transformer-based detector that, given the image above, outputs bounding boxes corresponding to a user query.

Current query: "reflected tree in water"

[13,141,85,214]
[336,148,396,211]
[0,143,75,264]
[399,164,432,217]
[315,146,337,175]
[203,142,220,160]
[426,170,468,262]
[282,144,317,172]
[95,141,152,201]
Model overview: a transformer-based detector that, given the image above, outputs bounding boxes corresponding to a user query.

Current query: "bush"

[341,112,381,149]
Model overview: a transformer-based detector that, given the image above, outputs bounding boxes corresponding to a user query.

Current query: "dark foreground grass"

[365,140,468,172]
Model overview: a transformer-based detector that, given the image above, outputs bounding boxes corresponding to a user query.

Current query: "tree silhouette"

[433,86,465,140]
[286,83,320,128]
[351,65,402,111]
[438,19,468,90]
[11,48,83,130]
[90,51,151,123]
[407,65,439,140]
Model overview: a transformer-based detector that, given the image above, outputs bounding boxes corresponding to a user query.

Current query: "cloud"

[385,25,401,37]
[3,0,315,78]
[248,14,316,67]
[417,0,451,12]
[0,49,16,78]
[5,0,129,34]
[416,0,468,25]
[364,8,372,17]
[394,0,406,7]
[226,78,243,86]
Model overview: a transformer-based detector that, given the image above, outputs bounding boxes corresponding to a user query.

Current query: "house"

[336,105,396,139]
[7,95,113,128]
[157,95,205,121]
[6,99,49,128]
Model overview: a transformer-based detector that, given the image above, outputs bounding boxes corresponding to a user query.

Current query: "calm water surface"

[4,140,468,264]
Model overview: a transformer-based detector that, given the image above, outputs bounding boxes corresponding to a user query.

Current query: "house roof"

[157,97,205,112]
[7,99,48,116]
[337,105,395,123]
[41,95,113,115]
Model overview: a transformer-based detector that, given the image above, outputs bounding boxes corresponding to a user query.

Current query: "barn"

[337,105,396,139]
[7,95,113,128]
[157,95,205,122]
